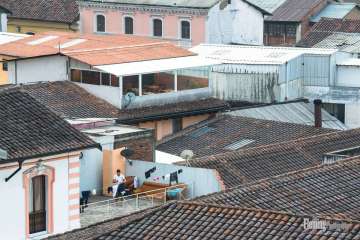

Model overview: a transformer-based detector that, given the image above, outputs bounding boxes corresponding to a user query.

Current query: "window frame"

[95,13,106,33]
[179,19,191,40]
[123,15,134,35]
[152,18,163,37]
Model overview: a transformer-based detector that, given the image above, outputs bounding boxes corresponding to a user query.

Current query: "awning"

[94,56,221,76]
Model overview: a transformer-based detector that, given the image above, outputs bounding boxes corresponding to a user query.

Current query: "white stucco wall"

[337,66,360,88]
[8,55,68,84]
[206,0,264,45]
[0,13,7,32]
[0,156,73,240]
[345,104,360,128]
[76,83,122,108]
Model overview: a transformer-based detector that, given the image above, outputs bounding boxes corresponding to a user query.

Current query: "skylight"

[59,39,87,49]
[190,127,214,138]
[224,139,255,151]
[27,35,59,45]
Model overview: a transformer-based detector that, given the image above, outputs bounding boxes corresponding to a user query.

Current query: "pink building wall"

[80,6,207,47]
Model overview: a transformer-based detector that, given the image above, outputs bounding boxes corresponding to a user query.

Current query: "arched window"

[96,14,105,32]
[153,18,162,37]
[124,16,133,34]
[180,20,191,39]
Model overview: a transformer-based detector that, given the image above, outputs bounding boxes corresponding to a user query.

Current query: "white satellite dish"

[180,150,194,167]
[123,92,136,108]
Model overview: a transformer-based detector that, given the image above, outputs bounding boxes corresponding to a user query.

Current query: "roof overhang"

[94,56,221,76]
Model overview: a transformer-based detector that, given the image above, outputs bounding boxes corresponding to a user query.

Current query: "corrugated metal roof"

[190,44,337,65]
[314,32,360,53]
[247,0,286,13]
[228,102,347,130]
[0,32,27,45]
[310,3,357,23]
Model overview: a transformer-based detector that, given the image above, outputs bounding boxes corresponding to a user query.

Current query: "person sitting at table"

[107,169,125,198]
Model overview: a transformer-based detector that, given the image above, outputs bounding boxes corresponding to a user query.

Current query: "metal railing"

[80,184,188,227]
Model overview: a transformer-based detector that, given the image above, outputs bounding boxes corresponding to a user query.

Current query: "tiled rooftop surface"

[48,201,360,240]
[0,32,194,65]
[0,0,79,24]
[0,89,98,163]
[198,156,360,220]
[181,129,360,188]
[157,115,336,158]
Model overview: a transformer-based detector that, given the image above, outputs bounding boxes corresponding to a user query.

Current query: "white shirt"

[113,174,125,185]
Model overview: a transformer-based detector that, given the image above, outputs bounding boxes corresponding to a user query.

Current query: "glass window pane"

[111,75,119,87]
[123,75,139,95]
[153,19,162,37]
[142,72,174,95]
[181,21,190,39]
[177,67,209,91]
[71,69,81,82]
[97,15,105,32]
[125,17,133,34]
[82,70,100,85]
[101,72,110,85]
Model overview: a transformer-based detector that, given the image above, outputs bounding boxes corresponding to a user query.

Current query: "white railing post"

[136,194,139,209]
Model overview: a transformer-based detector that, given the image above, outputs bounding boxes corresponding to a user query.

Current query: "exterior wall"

[102,148,126,195]
[207,0,264,45]
[344,8,360,20]
[125,160,222,198]
[8,55,68,84]
[7,18,77,34]
[337,65,360,88]
[263,22,299,46]
[79,3,207,47]
[0,153,80,240]
[1,13,7,32]
[182,114,210,129]
[76,83,122,108]
[345,104,360,128]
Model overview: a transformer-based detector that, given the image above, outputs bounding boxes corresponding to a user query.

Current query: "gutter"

[116,105,228,124]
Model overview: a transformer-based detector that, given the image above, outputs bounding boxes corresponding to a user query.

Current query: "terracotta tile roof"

[13,81,120,119]
[265,0,326,22]
[0,0,79,24]
[0,32,194,65]
[298,18,360,47]
[198,156,360,220]
[0,89,99,164]
[157,115,336,158]
[5,81,227,122]
[117,98,229,123]
[181,128,360,188]
[48,201,360,240]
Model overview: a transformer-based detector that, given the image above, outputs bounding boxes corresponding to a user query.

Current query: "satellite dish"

[123,92,136,109]
[180,150,193,167]
[121,148,134,158]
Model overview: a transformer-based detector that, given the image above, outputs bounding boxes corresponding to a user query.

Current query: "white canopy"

[94,56,220,76]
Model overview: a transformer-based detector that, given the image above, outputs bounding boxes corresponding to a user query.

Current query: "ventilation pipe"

[314,99,322,128]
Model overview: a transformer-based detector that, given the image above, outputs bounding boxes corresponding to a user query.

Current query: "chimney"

[314,99,322,128]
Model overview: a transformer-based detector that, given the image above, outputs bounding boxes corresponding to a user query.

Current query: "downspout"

[5,160,23,182]
[15,59,18,84]
[285,61,288,101]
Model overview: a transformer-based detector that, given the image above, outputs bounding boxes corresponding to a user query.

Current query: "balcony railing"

[80,184,188,227]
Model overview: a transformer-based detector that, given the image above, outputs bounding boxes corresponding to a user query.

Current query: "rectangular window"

[123,75,139,95]
[111,75,119,87]
[70,69,81,82]
[29,175,46,234]
[124,17,134,34]
[268,23,284,37]
[153,19,163,37]
[181,21,190,39]
[101,72,110,86]
[142,72,175,95]
[285,24,296,37]
[2,62,8,71]
[172,118,183,133]
[82,70,100,85]
[177,67,209,91]
[96,15,105,32]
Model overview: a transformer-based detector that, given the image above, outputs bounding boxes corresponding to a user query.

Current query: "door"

[29,175,47,234]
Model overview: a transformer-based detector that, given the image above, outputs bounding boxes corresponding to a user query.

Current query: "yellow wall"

[7,18,77,34]
[102,148,126,195]
[0,61,7,85]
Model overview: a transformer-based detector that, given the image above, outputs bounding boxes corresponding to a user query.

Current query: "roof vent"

[224,139,255,151]
[190,127,214,138]
[0,148,7,159]
[322,146,360,164]
[27,35,58,45]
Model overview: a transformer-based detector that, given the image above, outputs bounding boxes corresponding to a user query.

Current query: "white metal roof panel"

[310,3,357,23]
[95,56,221,76]
[0,32,27,45]
[191,44,337,65]
[337,58,360,67]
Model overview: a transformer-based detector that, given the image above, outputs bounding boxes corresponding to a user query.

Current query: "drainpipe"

[285,62,288,101]
[314,99,322,128]
[14,59,18,85]
[5,160,23,182]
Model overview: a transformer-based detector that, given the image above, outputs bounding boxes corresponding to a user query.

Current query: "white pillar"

[119,76,123,108]
[139,74,142,96]
[174,70,178,92]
